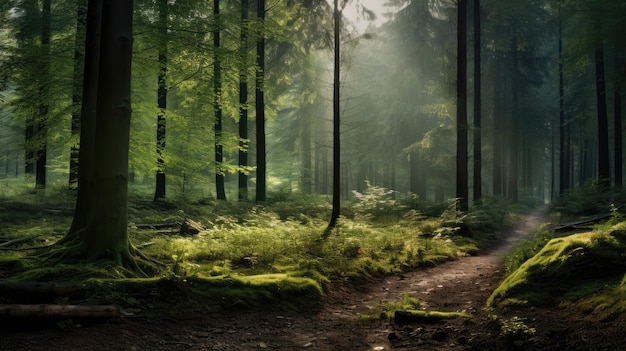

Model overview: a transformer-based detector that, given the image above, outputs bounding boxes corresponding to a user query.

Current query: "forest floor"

[2,210,625,351]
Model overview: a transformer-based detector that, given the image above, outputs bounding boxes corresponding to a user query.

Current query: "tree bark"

[238,0,249,201]
[255,0,266,202]
[35,0,52,189]
[85,0,134,262]
[456,0,468,211]
[67,0,101,237]
[614,35,623,190]
[595,44,610,187]
[69,0,87,189]
[214,0,226,201]
[508,38,519,202]
[558,2,569,194]
[326,0,341,234]
[154,0,168,201]
[472,0,481,203]
[492,54,503,197]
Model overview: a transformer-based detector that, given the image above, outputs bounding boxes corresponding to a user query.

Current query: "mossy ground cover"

[0,180,513,311]
[489,220,626,319]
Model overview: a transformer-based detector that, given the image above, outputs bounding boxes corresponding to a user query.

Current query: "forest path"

[0,210,550,351]
[299,208,550,350]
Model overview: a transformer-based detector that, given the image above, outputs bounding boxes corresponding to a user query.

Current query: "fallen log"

[0,235,38,248]
[0,281,85,296]
[133,222,179,230]
[552,213,612,232]
[0,304,120,319]
[394,310,470,324]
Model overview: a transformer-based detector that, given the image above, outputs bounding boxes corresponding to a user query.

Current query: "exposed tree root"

[34,229,165,280]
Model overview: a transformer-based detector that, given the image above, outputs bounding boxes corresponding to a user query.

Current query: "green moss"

[394,310,471,323]
[359,293,423,321]
[566,273,626,321]
[489,224,626,307]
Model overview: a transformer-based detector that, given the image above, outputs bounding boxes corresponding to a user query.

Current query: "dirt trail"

[1,211,551,351]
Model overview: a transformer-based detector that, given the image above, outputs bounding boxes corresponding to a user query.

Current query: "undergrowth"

[0,180,514,310]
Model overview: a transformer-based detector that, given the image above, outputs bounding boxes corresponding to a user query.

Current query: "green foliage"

[550,182,626,218]
[489,222,626,308]
[504,224,554,274]
[499,316,536,341]
[0,184,517,309]
[351,181,404,223]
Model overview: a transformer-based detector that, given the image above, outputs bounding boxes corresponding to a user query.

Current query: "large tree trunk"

[214,0,226,200]
[154,0,168,201]
[456,0,468,211]
[238,0,249,201]
[84,0,134,262]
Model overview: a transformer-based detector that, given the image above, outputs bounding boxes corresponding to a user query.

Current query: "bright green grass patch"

[488,222,626,307]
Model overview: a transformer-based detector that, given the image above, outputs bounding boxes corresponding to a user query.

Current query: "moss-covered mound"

[488,222,626,307]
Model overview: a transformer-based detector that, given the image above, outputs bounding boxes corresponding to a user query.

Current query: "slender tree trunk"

[472,0,481,203]
[154,0,168,201]
[558,2,569,194]
[326,0,341,233]
[67,0,102,236]
[238,0,249,201]
[508,38,519,202]
[456,0,468,211]
[255,0,266,202]
[35,0,51,189]
[301,109,312,194]
[595,44,610,186]
[614,35,623,190]
[492,54,503,197]
[21,0,37,177]
[214,0,226,200]
[69,0,87,189]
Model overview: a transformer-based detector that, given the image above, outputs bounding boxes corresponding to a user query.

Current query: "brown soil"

[2,210,625,350]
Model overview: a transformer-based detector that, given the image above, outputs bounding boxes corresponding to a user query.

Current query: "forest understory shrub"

[0,184,512,309]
